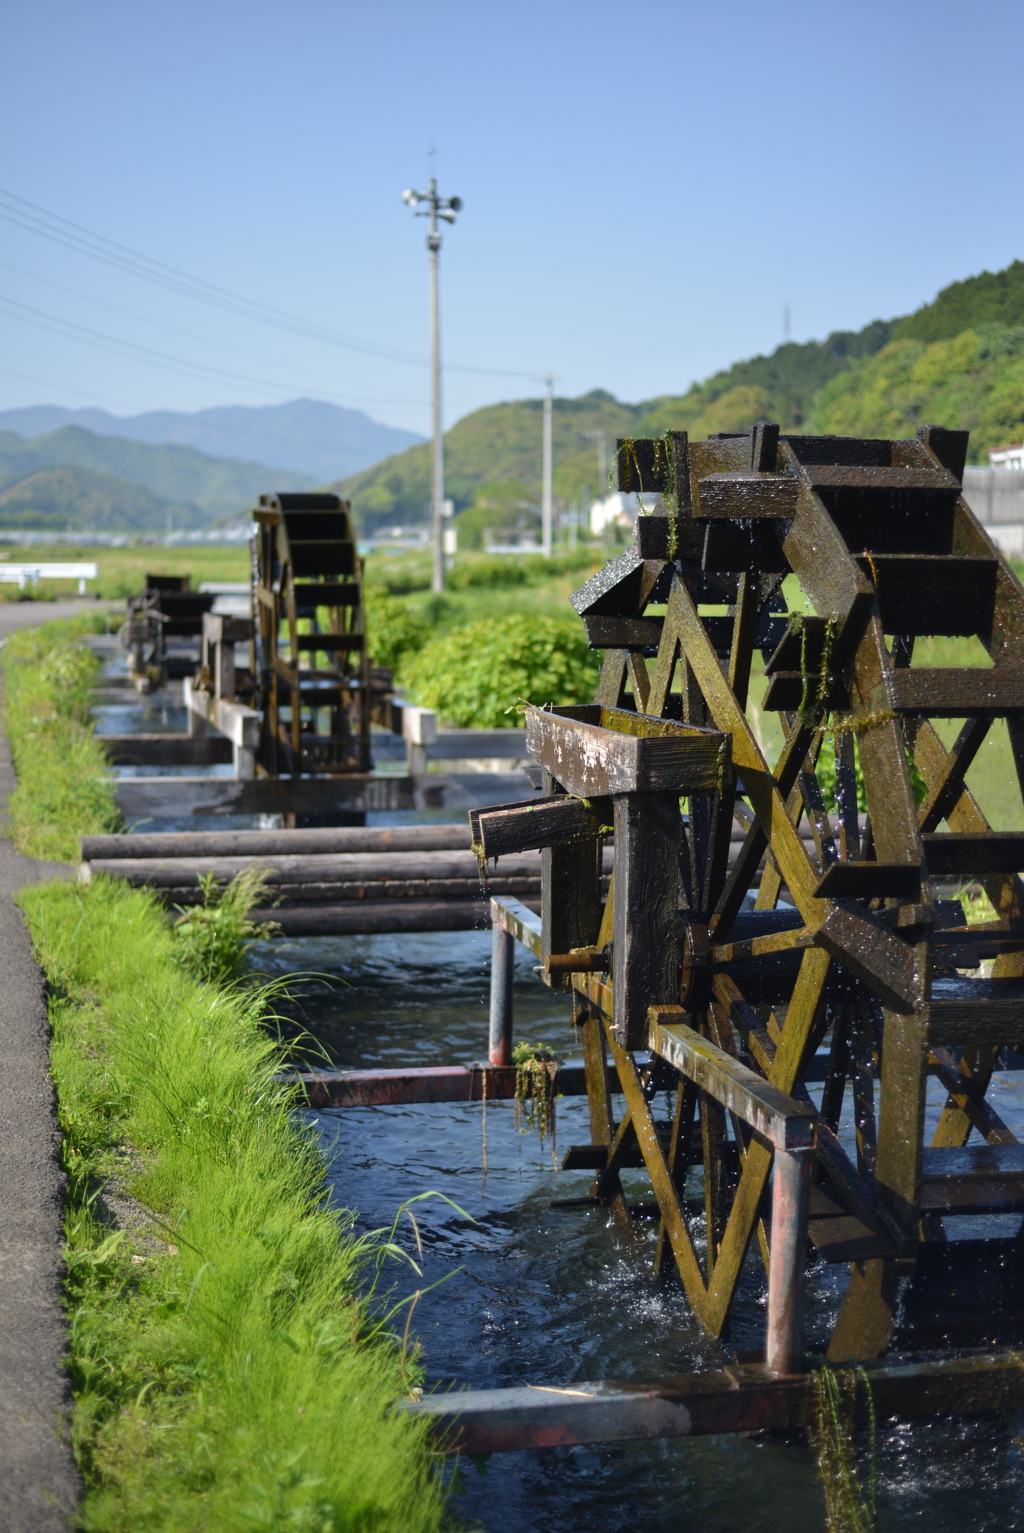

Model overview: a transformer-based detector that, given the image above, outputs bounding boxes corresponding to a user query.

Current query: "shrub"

[402,612,601,727]
[364,591,432,670]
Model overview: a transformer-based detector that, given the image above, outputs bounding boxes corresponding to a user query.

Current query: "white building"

[990,444,1024,470]
[589,491,663,536]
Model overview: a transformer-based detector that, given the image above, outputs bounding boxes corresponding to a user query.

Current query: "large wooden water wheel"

[478,421,1024,1370]
[252,492,371,776]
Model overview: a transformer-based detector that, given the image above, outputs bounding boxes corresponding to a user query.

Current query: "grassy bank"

[3,621,448,1530]
[3,613,122,860]
[20,877,447,1532]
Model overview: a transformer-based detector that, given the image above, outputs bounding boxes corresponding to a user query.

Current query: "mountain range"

[0,399,422,483]
[0,426,316,529]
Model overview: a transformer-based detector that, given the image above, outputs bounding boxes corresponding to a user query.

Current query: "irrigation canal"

[92,648,1024,1533]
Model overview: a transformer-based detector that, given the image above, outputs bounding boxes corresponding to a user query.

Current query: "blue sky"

[2,0,1022,435]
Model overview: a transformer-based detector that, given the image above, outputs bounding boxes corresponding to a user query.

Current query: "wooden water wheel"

[478,421,1024,1370]
[252,492,371,776]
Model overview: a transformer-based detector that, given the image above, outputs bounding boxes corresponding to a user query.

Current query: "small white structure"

[990,444,1024,471]
[589,491,663,536]
[0,562,98,594]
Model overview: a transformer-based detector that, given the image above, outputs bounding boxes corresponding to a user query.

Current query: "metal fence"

[961,468,1024,556]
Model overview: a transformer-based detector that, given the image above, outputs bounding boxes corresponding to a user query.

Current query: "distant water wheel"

[524,420,1024,1364]
[252,492,370,776]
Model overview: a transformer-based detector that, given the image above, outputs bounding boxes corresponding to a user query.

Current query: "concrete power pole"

[403,177,462,594]
[541,375,554,557]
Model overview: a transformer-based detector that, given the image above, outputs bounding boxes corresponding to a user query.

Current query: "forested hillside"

[0,426,314,526]
[340,259,1024,536]
[0,464,200,531]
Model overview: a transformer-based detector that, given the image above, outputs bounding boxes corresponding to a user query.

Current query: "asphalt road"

[0,600,115,1530]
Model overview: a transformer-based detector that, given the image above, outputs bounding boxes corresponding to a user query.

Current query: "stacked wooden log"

[79,817,829,937]
[80,825,593,936]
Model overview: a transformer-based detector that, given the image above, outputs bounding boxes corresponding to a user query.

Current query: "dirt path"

[0,600,116,1531]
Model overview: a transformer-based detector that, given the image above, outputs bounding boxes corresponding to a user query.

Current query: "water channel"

[94,679,1024,1532]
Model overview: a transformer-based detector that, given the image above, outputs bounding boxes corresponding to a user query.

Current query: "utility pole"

[541,375,553,557]
[784,302,791,343]
[403,176,462,593]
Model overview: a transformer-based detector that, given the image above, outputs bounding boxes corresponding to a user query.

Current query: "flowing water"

[91,658,1024,1530]
[252,927,1024,1533]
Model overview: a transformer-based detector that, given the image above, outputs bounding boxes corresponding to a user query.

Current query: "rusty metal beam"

[285,1062,597,1108]
[404,1352,1024,1454]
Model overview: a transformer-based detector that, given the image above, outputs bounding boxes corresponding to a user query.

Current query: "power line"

[0,294,433,414]
[0,258,428,409]
[0,186,533,380]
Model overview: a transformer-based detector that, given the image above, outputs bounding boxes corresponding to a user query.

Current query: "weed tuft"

[173,867,281,985]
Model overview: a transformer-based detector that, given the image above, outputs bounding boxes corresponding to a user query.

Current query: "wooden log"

[81,825,474,860]
[154,876,545,907]
[254,899,515,935]
[926,976,1024,1047]
[923,832,1024,875]
[84,849,551,886]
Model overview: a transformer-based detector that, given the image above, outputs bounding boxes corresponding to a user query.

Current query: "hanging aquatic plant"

[809,1363,878,1533]
[511,1041,560,1144]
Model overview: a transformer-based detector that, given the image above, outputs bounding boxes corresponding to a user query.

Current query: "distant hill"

[895,259,1024,345]
[0,398,423,481]
[340,257,1024,531]
[0,464,200,532]
[810,325,1024,458]
[0,426,315,523]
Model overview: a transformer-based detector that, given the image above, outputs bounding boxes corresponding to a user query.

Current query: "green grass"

[1,619,450,1528]
[3,612,122,860]
[19,872,449,1533]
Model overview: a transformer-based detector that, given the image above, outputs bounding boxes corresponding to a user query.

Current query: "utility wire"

[0,258,428,409]
[0,294,434,414]
[0,186,533,380]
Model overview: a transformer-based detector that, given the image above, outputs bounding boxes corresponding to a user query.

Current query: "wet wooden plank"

[525,703,727,798]
[613,793,682,1047]
[923,832,1024,875]
[695,473,800,518]
[490,894,543,958]
[647,1010,815,1150]
[880,669,1024,716]
[471,795,607,859]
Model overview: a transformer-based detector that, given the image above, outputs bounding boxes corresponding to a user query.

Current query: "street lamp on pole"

[403,178,462,594]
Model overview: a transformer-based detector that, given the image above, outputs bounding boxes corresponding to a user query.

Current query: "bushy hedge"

[402,613,601,727]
